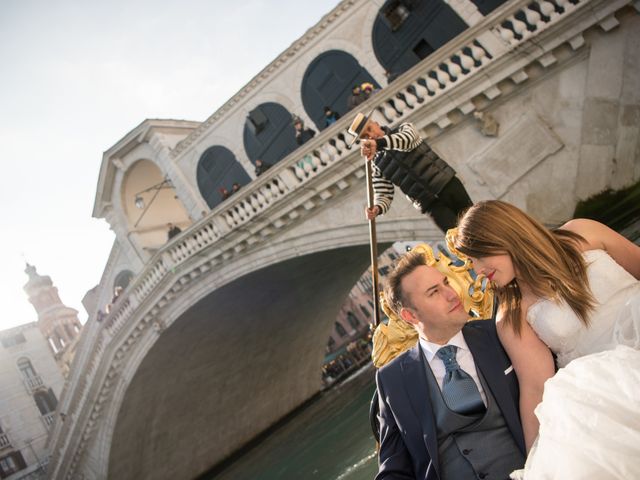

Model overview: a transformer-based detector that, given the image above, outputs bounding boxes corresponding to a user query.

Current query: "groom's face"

[399,265,468,344]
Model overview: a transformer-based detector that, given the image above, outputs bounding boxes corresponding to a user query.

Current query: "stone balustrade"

[48,0,634,477]
[42,412,55,430]
[23,374,44,393]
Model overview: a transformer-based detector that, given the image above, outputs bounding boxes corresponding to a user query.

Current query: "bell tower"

[23,263,82,375]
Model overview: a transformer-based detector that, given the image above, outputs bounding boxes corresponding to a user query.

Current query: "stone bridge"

[47,1,640,478]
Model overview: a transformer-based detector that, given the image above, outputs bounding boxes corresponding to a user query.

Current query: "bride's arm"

[561,218,640,279]
[496,313,555,452]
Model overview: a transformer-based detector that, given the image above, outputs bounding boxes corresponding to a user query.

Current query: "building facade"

[0,324,65,480]
[0,265,81,479]
[329,242,414,354]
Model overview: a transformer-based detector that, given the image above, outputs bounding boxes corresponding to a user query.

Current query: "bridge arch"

[106,244,374,479]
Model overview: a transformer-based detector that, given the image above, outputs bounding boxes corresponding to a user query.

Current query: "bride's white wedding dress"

[527,249,639,367]
[512,249,640,479]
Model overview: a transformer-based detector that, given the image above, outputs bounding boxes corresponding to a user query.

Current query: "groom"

[376,250,526,480]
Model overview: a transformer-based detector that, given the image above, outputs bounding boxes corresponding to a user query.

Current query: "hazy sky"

[0,0,340,330]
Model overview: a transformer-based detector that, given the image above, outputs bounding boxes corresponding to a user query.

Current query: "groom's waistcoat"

[422,351,524,480]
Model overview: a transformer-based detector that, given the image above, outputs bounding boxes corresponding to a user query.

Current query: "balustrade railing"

[42,412,55,430]
[24,374,44,393]
[494,0,580,45]
[372,0,586,125]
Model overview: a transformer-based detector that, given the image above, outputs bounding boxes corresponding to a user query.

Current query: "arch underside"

[107,244,391,480]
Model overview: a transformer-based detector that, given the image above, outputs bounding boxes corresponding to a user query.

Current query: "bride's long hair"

[454,200,596,335]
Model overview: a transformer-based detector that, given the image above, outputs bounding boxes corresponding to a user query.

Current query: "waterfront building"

[47,1,640,479]
[0,266,81,479]
[329,241,419,351]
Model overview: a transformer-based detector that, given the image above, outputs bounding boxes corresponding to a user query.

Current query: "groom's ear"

[400,306,417,325]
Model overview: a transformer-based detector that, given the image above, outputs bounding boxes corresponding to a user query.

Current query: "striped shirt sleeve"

[372,163,394,214]
[375,122,423,152]
[371,122,423,215]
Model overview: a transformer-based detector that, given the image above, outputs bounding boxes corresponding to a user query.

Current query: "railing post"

[278,168,300,190]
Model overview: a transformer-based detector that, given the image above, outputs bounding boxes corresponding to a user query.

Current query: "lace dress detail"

[526,249,640,367]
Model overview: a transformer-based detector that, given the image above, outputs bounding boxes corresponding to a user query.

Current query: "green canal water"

[207,366,378,480]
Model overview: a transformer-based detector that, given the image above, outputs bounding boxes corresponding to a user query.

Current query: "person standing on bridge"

[347,112,473,232]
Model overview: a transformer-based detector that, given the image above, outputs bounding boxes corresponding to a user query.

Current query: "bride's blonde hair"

[454,200,595,335]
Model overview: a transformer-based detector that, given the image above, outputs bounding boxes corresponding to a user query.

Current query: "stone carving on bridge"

[474,111,500,137]
[372,233,494,368]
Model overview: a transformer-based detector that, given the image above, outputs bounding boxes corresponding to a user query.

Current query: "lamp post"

[132,178,173,228]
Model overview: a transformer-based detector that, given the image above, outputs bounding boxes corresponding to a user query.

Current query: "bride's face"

[468,253,515,287]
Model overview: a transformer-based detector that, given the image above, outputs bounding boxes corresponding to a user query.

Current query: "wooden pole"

[365,159,381,327]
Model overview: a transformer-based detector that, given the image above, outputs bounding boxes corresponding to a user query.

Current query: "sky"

[0,0,340,330]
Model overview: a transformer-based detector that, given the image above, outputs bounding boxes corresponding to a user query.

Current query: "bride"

[452,200,640,478]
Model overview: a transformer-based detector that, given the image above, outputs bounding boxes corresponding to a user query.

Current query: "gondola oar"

[347,110,382,328]
[365,158,381,328]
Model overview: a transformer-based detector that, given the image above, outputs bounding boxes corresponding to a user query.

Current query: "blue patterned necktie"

[436,345,486,415]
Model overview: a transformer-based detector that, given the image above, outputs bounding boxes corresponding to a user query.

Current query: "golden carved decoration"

[371,294,419,368]
[371,237,494,369]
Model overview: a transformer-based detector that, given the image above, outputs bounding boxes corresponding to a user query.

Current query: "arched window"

[64,324,74,339]
[301,50,379,130]
[17,358,37,379]
[360,304,371,318]
[114,270,134,292]
[372,0,468,80]
[33,389,58,415]
[121,159,191,250]
[347,312,361,329]
[243,102,298,166]
[197,146,251,209]
[0,451,27,477]
[335,322,348,338]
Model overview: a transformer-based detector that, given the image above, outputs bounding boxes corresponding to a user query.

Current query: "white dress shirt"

[419,330,487,406]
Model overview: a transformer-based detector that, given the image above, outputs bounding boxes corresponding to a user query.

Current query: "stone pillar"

[103,207,146,269]
[576,19,626,198]
[148,133,208,221]
[612,13,640,188]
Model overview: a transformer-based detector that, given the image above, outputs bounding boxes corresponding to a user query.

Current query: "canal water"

[207,366,378,480]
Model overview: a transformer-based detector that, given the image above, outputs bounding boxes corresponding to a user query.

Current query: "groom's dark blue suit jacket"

[375,319,525,480]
